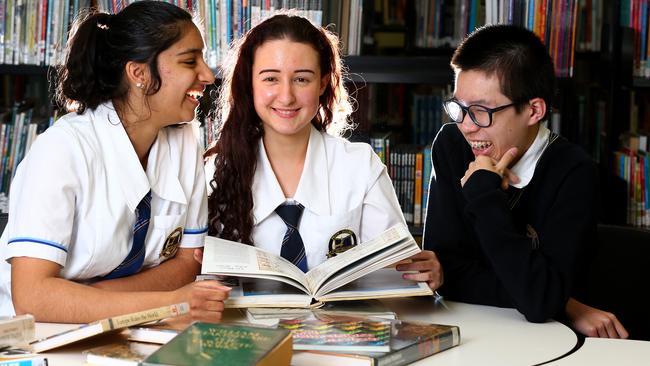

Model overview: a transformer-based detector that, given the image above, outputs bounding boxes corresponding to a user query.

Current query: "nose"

[458,112,479,134]
[198,58,216,85]
[277,80,296,105]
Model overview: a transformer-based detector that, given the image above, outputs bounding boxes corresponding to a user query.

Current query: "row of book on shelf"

[1,225,461,365]
[620,0,650,78]
[0,0,324,68]
[613,133,650,228]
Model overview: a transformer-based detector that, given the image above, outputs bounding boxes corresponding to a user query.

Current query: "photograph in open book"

[201,224,433,308]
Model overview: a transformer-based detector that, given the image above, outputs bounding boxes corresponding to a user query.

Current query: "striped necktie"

[104,190,152,279]
[275,203,308,272]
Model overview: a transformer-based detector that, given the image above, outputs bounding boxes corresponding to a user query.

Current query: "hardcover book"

[278,315,392,352]
[201,224,432,308]
[142,322,292,366]
[289,314,460,366]
[30,302,189,353]
[0,314,34,349]
[128,317,191,345]
[84,341,160,366]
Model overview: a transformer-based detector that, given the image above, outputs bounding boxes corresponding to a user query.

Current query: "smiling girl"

[205,14,443,289]
[0,2,230,323]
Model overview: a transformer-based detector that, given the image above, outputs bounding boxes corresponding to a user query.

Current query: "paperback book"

[30,302,189,353]
[201,224,432,308]
[0,349,47,366]
[142,322,292,366]
[0,314,34,349]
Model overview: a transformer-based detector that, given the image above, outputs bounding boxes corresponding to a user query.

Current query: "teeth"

[186,90,203,99]
[470,141,492,150]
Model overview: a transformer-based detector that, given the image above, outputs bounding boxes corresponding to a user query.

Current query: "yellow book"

[30,302,189,353]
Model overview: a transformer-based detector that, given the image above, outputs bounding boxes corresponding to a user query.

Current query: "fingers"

[193,248,204,264]
[495,147,518,172]
[187,281,231,324]
[613,317,629,339]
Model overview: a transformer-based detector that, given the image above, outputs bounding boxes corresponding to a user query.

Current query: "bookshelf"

[2,0,638,229]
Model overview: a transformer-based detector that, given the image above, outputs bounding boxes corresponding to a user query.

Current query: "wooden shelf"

[0,64,50,75]
[344,55,453,84]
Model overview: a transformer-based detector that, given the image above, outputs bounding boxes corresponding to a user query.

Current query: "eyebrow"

[175,48,203,56]
[258,69,316,75]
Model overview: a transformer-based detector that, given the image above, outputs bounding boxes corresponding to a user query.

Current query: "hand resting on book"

[395,250,443,290]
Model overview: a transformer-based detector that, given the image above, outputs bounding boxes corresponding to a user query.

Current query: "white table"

[35,299,578,366]
[544,338,650,365]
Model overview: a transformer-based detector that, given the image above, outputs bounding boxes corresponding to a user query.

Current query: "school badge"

[160,227,183,258]
[327,229,358,258]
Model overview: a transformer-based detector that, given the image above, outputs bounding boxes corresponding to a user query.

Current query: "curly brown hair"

[205,14,352,244]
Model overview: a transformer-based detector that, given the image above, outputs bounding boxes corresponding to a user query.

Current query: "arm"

[565,298,629,338]
[11,256,229,323]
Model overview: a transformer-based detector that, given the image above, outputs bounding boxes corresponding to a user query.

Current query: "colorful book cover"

[143,322,292,366]
[292,315,460,366]
[278,314,391,352]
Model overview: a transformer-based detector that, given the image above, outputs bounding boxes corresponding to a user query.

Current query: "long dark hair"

[206,14,352,244]
[56,1,193,114]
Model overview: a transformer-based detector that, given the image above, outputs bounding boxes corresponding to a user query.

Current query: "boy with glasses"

[424,24,627,338]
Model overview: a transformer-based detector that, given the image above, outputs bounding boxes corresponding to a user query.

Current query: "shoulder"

[541,136,594,171]
[30,110,97,158]
[432,123,466,152]
[321,132,383,177]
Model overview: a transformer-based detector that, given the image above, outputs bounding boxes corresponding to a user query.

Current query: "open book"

[201,224,433,308]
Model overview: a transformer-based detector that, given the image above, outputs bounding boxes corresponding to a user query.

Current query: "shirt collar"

[509,123,551,188]
[145,126,187,205]
[252,125,331,224]
[91,102,186,211]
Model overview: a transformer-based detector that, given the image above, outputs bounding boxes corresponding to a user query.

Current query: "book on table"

[30,302,189,353]
[127,317,191,345]
[0,349,47,366]
[0,314,34,349]
[288,314,461,366]
[84,341,160,366]
[142,322,293,366]
[201,224,433,308]
[246,299,397,326]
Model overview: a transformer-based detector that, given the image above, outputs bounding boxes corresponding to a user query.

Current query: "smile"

[272,107,299,118]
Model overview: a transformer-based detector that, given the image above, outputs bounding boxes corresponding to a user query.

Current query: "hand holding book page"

[201,224,433,308]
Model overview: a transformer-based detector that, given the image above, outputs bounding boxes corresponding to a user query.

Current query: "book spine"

[376,327,460,366]
[98,302,190,330]
[0,315,35,349]
[0,356,48,366]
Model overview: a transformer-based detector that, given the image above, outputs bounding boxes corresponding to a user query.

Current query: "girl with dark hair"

[205,14,442,288]
[0,1,230,323]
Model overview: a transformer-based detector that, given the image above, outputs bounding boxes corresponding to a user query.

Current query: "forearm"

[92,248,200,292]
[13,276,177,323]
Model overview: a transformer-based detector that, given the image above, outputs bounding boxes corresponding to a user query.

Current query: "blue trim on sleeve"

[183,227,208,235]
[7,237,68,252]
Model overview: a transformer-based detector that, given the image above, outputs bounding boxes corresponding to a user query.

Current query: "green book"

[142,322,293,366]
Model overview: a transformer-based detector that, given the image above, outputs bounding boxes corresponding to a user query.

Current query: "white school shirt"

[206,125,405,270]
[0,101,208,316]
[509,123,553,188]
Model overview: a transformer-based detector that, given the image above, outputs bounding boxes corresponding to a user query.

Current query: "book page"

[305,224,412,291]
[202,236,307,289]
[317,268,433,302]
[224,277,312,308]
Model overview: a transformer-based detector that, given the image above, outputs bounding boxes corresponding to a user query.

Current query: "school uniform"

[206,125,405,270]
[423,123,596,322]
[0,101,208,316]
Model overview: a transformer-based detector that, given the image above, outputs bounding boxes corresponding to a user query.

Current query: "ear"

[319,73,330,96]
[124,61,149,89]
[527,97,546,126]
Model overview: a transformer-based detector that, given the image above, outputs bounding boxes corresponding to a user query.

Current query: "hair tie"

[97,23,109,30]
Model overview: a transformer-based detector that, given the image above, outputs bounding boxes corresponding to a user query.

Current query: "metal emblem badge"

[327,229,358,258]
[160,227,183,258]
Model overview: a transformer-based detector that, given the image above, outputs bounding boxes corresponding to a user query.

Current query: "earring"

[136,82,144,89]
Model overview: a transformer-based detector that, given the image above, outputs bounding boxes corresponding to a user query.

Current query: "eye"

[262,76,278,82]
[183,59,197,65]
[295,77,309,83]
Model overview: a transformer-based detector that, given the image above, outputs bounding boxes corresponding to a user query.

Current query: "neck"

[113,98,161,169]
[262,126,311,198]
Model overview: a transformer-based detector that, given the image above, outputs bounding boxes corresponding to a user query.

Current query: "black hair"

[451,24,555,119]
[56,1,193,113]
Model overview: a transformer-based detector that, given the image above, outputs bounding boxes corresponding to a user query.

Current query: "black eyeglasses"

[443,98,519,128]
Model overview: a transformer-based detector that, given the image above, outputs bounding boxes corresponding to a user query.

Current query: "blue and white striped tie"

[104,191,152,279]
[275,203,308,272]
